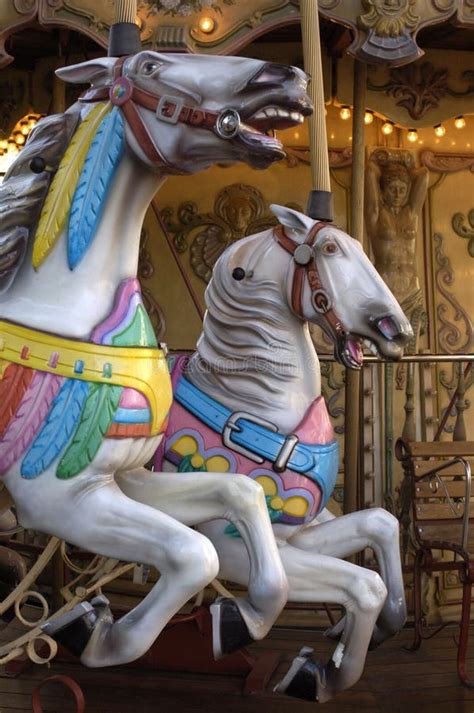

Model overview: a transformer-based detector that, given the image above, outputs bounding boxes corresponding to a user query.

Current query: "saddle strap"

[32,675,85,713]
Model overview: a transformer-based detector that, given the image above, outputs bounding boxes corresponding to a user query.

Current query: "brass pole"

[299,0,333,221]
[115,0,137,23]
[109,0,141,56]
[343,60,367,515]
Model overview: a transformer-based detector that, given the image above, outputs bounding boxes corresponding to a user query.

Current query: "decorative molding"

[162,183,302,283]
[452,208,474,257]
[421,150,474,173]
[285,146,353,168]
[368,62,474,120]
[434,233,473,354]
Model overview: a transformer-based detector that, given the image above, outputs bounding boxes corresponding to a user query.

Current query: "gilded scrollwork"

[369,63,474,121]
[421,150,474,173]
[359,0,420,38]
[285,146,353,169]
[434,233,474,354]
[162,183,302,283]
[452,208,474,257]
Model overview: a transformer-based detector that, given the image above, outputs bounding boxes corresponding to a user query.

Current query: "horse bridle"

[274,223,348,348]
[80,57,242,174]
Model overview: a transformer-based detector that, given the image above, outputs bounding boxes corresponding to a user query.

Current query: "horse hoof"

[41,595,111,659]
[274,647,325,702]
[210,597,253,658]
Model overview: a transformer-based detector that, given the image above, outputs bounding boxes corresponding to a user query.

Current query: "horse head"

[267,205,413,368]
[57,51,312,174]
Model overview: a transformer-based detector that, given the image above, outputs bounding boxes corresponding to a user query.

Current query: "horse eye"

[143,61,160,75]
[322,242,338,255]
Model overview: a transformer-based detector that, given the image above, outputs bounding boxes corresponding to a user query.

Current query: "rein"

[80,57,241,173]
[273,223,347,348]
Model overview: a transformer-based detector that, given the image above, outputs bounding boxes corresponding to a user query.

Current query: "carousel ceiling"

[1,1,474,69]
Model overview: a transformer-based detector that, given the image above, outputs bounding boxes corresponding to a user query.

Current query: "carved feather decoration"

[0,364,35,439]
[21,378,88,479]
[56,383,122,480]
[68,107,125,270]
[0,372,63,475]
[32,102,111,269]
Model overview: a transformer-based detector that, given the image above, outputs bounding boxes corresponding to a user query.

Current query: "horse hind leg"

[39,479,219,668]
[116,469,289,655]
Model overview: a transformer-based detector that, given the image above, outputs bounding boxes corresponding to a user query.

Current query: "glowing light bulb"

[14,133,25,146]
[0,139,7,151]
[364,110,374,125]
[381,121,394,135]
[434,124,446,137]
[454,115,466,129]
[407,128,418,143]
[339,105,351,121]
[198,16,215,33]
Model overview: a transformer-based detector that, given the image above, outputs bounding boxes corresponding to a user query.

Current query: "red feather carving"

[0,364,34,438]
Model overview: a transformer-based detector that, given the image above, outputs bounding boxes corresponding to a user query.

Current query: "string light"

[198,16,215,33]
[381,120,394,135]
[454,115,466,129]
[407,128,418,143]
[339,105,351,121]
[434,124,446,137]
[364,110,374,125]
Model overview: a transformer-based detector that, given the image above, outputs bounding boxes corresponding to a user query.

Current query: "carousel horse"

[0,51,312,667]
[125,204,413,702]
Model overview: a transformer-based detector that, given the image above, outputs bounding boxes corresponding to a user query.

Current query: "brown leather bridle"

[274,223,348,348]
[80,57,241,173]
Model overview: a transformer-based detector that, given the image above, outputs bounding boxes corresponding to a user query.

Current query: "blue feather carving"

[21,379,90,479]
[67,107,125,270]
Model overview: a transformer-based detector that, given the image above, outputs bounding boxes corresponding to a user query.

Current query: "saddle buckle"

[273,434,299,473]
[223,410,278,464]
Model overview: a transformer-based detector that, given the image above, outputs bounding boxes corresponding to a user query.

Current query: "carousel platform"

[1,621,474,713]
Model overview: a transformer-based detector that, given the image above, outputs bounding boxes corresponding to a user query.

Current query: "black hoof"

[41,595,111,659]
[274,647,325,702]
[210,597,253,658]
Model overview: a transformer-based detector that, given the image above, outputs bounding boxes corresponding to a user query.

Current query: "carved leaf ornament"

[452,208,474,258]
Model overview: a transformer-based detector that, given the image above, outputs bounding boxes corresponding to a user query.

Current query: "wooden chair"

[396,438,474,687]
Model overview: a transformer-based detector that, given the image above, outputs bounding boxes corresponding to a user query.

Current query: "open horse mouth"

[236,63,313,164]
[335,315,411,370]
[238,105,309,162]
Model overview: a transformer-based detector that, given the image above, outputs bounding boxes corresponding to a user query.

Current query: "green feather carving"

[56,383,122,479]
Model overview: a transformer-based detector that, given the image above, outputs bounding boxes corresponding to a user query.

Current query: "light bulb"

[381,121,394,135]
[364,110,374,125]
[339,105,351,121]
[434,124,446,137]
[454,115,466,129]
[407,128,418,142]
[198,16,215,33]
[14,133,25,146]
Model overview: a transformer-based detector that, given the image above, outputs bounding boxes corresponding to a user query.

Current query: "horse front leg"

[116,469,288,656]
[289,508,406,644]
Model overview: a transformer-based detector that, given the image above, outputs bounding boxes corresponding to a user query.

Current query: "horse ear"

[56,57,116,86]
[270,204,314,234]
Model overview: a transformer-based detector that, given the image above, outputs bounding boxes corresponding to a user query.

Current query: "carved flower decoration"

[359,0,419,38]
[141,0,235,16]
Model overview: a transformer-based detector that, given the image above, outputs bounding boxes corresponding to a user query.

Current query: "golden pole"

[115,0,137,23]
[299,0,333,221]
[343,60,367,515]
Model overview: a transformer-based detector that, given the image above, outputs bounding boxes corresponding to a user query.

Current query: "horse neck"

[187,258,322,434]
[0,152,164,340]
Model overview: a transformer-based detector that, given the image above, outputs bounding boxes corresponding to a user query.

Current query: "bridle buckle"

[156,95,184,124]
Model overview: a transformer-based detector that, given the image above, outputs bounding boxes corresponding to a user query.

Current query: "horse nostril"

[372,315,404,341]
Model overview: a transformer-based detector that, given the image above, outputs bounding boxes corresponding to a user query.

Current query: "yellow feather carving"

[32,102,111,269]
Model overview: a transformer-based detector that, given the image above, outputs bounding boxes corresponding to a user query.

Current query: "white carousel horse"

[0,52,312,666]
[121,204,413,702]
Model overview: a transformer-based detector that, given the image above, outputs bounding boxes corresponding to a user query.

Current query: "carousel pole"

[109,0,141,57]
[299,0,333,222]
[344,61,367,515]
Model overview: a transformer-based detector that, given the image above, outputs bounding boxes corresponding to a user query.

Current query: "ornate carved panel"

[0,0,38,67]
[161,182,302,283]
[452,208,474,258]
[421,150,474,173]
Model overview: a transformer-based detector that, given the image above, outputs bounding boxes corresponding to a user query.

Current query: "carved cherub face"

[360,0,419,36]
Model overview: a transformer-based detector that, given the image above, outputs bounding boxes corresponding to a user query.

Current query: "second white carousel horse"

[119,204,413,702]
[0,51,312,666]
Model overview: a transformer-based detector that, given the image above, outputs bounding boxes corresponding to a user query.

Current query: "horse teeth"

[277,109,289,118]
[291,112,302,122]
[253,111,267,119]
[265,108,278,117]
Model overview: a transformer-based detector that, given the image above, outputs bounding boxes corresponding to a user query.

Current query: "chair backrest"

[396,439,474,556]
